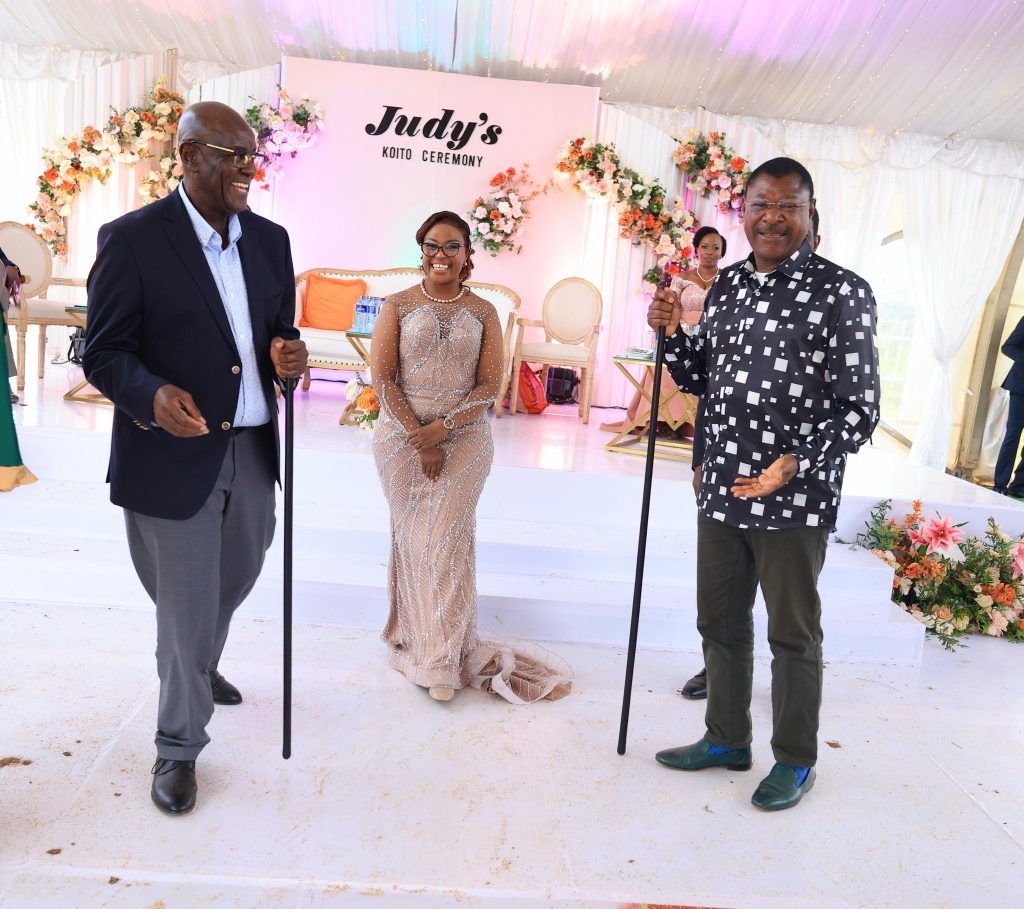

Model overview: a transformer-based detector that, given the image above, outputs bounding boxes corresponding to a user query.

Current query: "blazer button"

[231,365,241,375]
[221,421,232,431]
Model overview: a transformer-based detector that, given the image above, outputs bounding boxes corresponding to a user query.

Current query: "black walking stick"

[617,316,670,755]
[282,376,299,759]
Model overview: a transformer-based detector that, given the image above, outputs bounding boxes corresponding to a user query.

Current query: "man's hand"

[692,466,701,497]
[647,287,682,337]
[5,265,21,294]
[418,447,443,481]
[270,337,308,379]
[153,384,209,437]
[408,420,448,451]
[731,454,798,499]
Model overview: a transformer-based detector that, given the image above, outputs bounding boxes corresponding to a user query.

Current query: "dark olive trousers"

[696,512,829,767]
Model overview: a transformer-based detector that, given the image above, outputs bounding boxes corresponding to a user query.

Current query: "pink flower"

[918,515,966,556]
[1009,541,1024,578]
[987,609,1009,636]
[906,525,929,549]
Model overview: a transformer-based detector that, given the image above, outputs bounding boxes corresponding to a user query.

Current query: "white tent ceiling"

[3,0,1023,142]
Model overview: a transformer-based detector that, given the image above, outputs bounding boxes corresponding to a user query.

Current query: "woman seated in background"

[600,226,727,438]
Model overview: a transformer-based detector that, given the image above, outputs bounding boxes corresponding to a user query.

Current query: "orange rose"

[730,156,745,172]
[1018,619,1024,633]
[934,606,953,622]
[43,168,59,183]
[489,210,501,220]
[356,387,378,413]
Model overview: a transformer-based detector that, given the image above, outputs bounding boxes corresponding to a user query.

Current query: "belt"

[229,423,268,435]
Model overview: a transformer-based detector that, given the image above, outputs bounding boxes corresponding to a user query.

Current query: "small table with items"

[63,305,110,405]
[605,351,698,462]
[340,328,372,426]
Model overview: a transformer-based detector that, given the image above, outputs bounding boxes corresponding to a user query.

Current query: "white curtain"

[901,160,1024,468]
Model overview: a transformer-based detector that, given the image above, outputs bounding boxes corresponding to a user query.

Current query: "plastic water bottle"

[354,298,367,333]
[367,297,380,332]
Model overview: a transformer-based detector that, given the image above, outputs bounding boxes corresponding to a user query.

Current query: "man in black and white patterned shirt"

[648,158,879,811]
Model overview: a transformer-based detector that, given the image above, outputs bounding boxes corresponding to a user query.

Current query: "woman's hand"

[408,419,449,451]
[418,447,443,481]
[647,287,681,337]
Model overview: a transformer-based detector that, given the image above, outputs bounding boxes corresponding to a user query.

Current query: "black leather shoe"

[681,667,707,700]
[211,670,242,705]
[151,758,197,814]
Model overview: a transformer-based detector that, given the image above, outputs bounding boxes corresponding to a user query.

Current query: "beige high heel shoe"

[428,686,455,702]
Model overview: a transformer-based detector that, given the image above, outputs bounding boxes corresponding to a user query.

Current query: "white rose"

[497,201,510,215]
[475,206,487,218]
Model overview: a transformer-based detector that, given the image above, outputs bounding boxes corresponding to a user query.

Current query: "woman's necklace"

[420,279,468,304]
[695,266,719,287]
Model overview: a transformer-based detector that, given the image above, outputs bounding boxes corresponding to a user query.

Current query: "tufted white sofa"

[294,267,521,416]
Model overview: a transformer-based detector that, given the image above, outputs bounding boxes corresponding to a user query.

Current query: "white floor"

[3,361,1024,908]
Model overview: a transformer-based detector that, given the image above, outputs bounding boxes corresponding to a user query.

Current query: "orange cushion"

[299,274,367,330]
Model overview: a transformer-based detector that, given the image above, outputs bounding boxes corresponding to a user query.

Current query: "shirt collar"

[177,185,242,250]
[741,239,813,279]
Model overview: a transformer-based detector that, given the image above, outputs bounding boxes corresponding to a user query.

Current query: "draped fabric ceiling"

[2,0,1024,143]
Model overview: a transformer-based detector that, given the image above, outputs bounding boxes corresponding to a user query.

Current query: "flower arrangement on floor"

[672,129,751,217]
[344,371,380,431]
[841,499,1024,649]
[468,165,549,256]
[245,89,324,189]
[555,135,698,292]
[29,77,185,257]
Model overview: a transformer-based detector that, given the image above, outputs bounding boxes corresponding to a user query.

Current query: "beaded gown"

[371,286,572,703]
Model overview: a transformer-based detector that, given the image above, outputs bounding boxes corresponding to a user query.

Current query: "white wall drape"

[901,161,1024,468]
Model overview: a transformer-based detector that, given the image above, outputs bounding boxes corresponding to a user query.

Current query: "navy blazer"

[1002,315,1024,395]
[84,189,299,519]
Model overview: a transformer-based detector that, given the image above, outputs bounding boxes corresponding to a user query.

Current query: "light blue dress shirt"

[179,187,270,427]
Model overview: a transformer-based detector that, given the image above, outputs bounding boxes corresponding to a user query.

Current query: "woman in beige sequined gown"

[370,211,572,704]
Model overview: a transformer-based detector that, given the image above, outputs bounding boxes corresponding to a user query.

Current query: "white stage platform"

[3,363,1024,908]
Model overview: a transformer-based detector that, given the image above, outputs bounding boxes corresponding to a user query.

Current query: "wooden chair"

[510,277,603,423]
[0,221,86,390]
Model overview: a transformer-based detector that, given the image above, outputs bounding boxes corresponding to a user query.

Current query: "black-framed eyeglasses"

[188,141,267,169]
[421,240,467,257]
[745,200,811,214]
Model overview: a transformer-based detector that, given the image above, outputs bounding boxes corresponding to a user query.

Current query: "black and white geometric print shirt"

[664,240,880,531]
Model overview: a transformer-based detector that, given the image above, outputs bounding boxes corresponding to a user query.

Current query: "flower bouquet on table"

[672,128,750,217]
[553,136,621,201]
[245,89,324,188]
[840,499,1024,649]
[344,371,380,431]
[468,165,548,257]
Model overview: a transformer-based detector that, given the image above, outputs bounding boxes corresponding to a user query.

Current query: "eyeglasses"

[421,240,467,257]
[745,200,811,214]
[188,141,267,169]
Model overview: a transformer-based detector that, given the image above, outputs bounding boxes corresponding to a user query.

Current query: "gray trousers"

[696,512,829,767]
[125,429,276,760]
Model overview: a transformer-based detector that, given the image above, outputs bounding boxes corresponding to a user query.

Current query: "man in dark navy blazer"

[84,101,307,814]
[994,316,1024,495]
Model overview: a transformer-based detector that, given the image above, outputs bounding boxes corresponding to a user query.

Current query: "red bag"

[505,362,549,414]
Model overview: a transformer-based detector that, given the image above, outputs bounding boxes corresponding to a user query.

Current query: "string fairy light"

[739,2,817,116]
[0,0,55,48]
[44,0,104,50]
[896,1,1018,137]
[685,3,745,111]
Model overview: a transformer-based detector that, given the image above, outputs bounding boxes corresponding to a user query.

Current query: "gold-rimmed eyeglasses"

[187,141,267,169]
[745,200,811,214]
